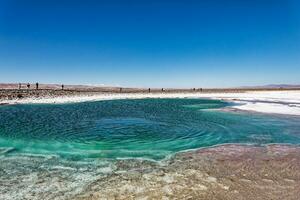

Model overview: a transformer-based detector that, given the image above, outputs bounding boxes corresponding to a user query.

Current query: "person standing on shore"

[148,88,151,93]
[62,84,64,90]
[36,82,39,90]
[27,83,30,89]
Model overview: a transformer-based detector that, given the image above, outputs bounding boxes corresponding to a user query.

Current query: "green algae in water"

[1,98,300,160]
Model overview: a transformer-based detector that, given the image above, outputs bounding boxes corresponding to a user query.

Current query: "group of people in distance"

[119,88,202,93]
[18,84,202,93]
[18,83,64,90]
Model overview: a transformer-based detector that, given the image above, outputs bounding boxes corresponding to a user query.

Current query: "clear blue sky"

[0,0,299,88]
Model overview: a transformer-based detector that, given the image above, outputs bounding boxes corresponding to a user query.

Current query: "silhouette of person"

[148,88,151,93]
[62,84,64,90]
[27,83,30,89]
[36,82,39,90]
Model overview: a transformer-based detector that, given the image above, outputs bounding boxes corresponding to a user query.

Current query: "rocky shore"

[0,89,80,101]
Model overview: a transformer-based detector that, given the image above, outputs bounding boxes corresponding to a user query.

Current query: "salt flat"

[2,90,300,115]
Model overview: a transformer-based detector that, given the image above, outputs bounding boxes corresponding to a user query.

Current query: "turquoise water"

[1,98,300,160]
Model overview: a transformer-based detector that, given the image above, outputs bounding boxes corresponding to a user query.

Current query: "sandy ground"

[1,90,300,115]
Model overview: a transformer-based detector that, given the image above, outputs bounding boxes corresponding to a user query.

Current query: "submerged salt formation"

[1,144,300,200]
[75,144,300,200]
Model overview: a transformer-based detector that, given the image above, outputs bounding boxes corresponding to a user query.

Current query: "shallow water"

[1,98,300,160]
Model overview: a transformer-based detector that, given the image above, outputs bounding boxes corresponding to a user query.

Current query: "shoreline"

[78,143,300,199]
[2,143,299,200]
[1,90,300,116]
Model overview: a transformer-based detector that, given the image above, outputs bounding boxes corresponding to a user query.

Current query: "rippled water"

[1,98,300,160]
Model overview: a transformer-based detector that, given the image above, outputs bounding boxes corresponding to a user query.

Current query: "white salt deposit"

[1,90,300,115]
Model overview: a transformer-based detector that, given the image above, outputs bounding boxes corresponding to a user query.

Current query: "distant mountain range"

[241,84,300,89]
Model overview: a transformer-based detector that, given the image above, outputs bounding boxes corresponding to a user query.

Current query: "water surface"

[1,98,300,160]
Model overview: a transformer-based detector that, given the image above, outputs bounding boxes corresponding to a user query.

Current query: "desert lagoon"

[1,98,300,199]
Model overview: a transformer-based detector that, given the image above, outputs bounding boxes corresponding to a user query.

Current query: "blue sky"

[0,0,299,88]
